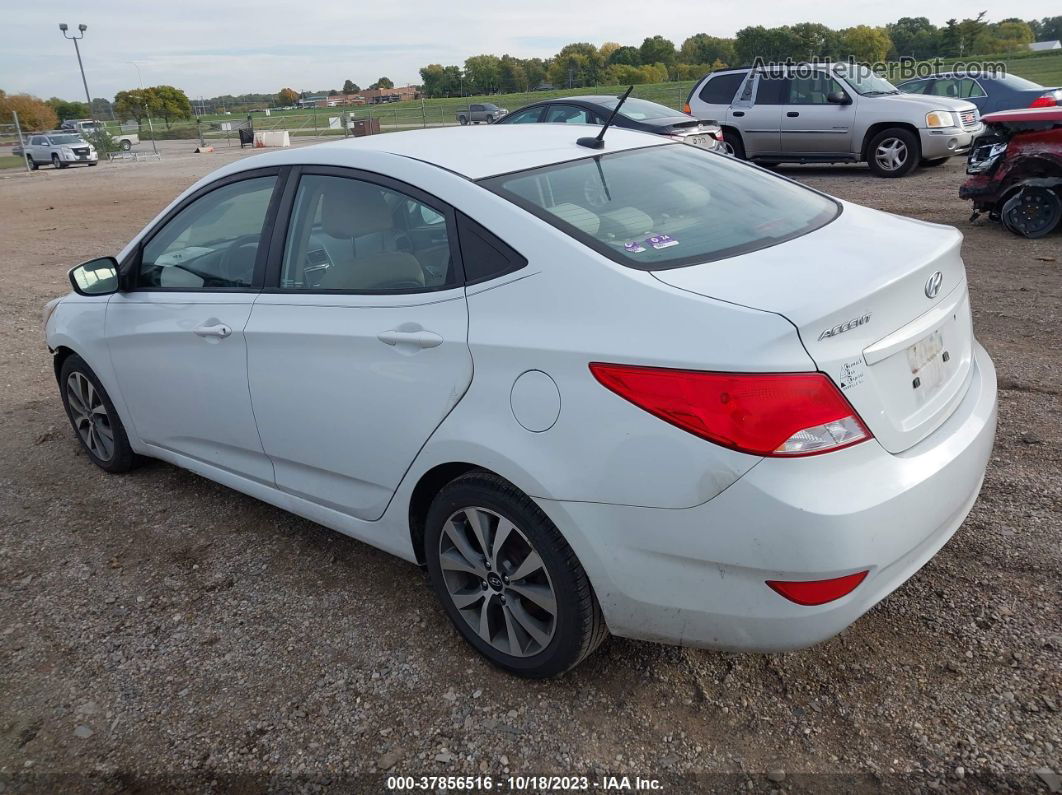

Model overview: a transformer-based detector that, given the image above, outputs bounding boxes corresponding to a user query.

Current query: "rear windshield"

[482,144,839,270]
[596,96,681,121]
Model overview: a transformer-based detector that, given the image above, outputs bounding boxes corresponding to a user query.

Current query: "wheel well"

[408,462,484,564]
[52,345,76,384]
[720,124,742,140]
[861,122,919,161]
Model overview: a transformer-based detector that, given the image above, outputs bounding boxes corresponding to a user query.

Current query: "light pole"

[130,61,159,155]
[59,24,93,119]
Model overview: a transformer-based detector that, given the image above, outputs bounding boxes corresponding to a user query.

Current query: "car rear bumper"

[535,342,997,651]
[921,123,984,159]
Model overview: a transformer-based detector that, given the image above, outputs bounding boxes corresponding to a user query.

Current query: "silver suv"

[25,131,98,170]
[687,64,984,177]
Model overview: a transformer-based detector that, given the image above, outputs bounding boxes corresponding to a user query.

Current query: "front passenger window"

[280,174,456,292]
[787,73,845,104]
[139,176,277,289]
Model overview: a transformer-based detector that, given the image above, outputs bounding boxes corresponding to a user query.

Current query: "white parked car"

[45,126,996,677]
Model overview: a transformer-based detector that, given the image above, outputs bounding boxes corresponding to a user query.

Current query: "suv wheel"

[867,128,919,177]
[721,130,746,159]
[59,355,141,473]
[52,153,67,169]
[424,471,607,678]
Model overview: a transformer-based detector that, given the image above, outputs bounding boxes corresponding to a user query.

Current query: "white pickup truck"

[61,119,139,151]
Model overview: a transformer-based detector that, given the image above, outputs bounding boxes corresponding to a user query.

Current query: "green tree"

[679,34,735,66]
[46,97,90,122]
[464,55,502,94]
[549,43,603,88]
[277,87,299,106]
[735,26,803,63]
[522,58,548,89]
[607,46,641,66]
[151,85,193,129]
[114,88,157,131]
[370,77,394,90]
[90,97,113,119]
[841,25,892,63]
[940,19,962,56]
[790,23,839,60]
[498,55,528,93]
[639,35,676,65]
[973,20,1035,53]
[887,17,940,59]
[1035,16,1062,41]
[342,79,360,93]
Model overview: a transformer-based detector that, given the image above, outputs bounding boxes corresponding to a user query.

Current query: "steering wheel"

[218,234,262,285]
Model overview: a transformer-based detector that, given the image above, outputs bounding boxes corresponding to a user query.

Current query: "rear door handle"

[377,329,443,349]
[194,323,232,339]
[787,111,800,117]
[732,111,745,117]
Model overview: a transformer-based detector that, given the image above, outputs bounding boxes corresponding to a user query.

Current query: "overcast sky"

[3,1,1058,101]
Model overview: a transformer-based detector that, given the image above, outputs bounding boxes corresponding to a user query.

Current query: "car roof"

[239,125,669,180]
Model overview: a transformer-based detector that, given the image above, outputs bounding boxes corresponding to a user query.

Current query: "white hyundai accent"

[45,125,996,677]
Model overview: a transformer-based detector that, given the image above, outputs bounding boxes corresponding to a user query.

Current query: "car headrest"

[321,180,393,239]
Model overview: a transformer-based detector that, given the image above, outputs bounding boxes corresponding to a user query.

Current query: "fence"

[0,117,32,173]
[82,81,698,143]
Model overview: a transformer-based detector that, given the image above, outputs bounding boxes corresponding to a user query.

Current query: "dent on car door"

[244,169,473,521]
[105,170,284,483]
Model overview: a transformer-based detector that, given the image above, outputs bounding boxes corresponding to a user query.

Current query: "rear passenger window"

[456,213,527,284]
[698,73,745,105]
[755,75,788,105]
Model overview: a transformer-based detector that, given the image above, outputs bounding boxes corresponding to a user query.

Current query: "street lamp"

[59,23,94,120]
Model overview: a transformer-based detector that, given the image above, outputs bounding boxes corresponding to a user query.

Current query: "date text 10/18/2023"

[386,775,664,791]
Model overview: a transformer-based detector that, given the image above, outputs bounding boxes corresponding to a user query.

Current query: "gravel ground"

[0,146,1059,794]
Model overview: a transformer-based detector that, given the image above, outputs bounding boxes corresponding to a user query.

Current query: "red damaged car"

[960,106,1062,238]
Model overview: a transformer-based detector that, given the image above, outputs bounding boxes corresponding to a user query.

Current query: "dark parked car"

[897,72,1061,114]
[495,95,723,151]
[960,106,1062,238]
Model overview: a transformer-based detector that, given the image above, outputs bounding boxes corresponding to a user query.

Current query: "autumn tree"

[0,92,59,131]
[841,25,893,63]
[277,87,299,105]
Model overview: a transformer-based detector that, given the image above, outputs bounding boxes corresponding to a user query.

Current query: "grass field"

[97,50,1062,139]
[0,155,27,170]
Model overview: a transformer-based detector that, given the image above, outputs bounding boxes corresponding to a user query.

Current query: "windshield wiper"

[862,90,900,96]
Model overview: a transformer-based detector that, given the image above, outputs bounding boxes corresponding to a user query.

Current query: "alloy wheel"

[720,140,736,156]
[66,371,115,461]
[437,506,557,657]
[874,137,908,172]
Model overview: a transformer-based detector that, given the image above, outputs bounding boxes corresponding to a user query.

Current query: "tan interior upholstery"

[317,179,426,289]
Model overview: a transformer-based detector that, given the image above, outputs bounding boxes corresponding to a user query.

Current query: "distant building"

[296,86,419,108]
[1028,40,1061,51]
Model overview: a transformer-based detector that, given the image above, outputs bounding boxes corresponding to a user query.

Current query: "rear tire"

[721,129,746,159]
[459,116,469,126]
[867,127,920,177]
[120,139,132,151]
[59,355,141,474]
[1001,187,1062,239]
[424,471,607,678]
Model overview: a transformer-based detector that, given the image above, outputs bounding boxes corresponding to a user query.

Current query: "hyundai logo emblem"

[924,271,943,299]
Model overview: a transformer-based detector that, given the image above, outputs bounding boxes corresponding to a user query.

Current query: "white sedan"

[45,125,996,677]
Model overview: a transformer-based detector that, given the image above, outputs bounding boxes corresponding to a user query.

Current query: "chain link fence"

[1,118,32,173]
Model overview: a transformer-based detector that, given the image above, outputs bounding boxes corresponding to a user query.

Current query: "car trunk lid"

[650,202,974,453]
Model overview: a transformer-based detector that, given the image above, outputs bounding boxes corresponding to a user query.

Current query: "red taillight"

[1030,95,1057,108]
[589,364,872,457]
[682,102,692,115]
[766,571,869,606]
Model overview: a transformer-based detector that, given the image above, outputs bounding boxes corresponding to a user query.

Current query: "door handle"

[787,111,800,117]
[377,329,443,349]
[194,323,232,339]
[732,111,745,117]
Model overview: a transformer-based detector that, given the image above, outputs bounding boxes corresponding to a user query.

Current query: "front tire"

[59,355,140,473]
[52,154,67,169]
[424,471,607,678]
[867,127,920,177]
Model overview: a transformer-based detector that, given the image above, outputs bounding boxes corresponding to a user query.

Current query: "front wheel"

[52,154,67,169]
[1001,187,1062,239]
[424,471,607,678]
[120,139,132,151]
[867,128,920,177]
[458,116,469,126]
[59,355,141,473]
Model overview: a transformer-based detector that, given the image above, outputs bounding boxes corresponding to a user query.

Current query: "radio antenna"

[577,85,634,149]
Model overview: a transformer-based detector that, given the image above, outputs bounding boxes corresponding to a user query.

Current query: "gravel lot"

[0,142,1059,793]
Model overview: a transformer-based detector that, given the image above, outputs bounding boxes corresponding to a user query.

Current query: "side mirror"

[69,257,119,296]
[827,91,851,105]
